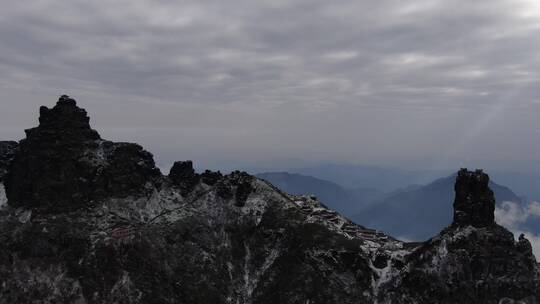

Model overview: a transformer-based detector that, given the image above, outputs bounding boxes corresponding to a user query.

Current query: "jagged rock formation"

[376,169,539,303]
[4,95,161,211]
[169,161,199,195]
[453,168,496,228]
[0,97,538,304]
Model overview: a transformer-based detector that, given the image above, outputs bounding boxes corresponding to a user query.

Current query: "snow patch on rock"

[431,240,448,270]
[0,184,6,208]
[371,248,411,302]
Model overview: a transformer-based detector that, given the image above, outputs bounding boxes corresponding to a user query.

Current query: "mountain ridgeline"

[257,171,522,240]
[255,172,382,215]
[0,96,538,303]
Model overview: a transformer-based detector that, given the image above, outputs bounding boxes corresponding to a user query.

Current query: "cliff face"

[0,97,538,304]
[453,169,496,228]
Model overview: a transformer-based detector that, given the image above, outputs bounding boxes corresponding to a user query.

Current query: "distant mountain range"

[257,164,450,192]
[255,172,382,215]
[249,164,540,201]
[257,171,523,241]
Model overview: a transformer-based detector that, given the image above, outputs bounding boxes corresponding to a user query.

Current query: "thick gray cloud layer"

[1,0,539,170]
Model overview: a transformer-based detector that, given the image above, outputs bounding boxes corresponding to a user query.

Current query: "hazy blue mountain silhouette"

[289,164,450,191]
[255,172,382,215]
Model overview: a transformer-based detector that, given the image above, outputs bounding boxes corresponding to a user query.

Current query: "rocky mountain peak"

[28,94,101,141]
[4,96,161,211]
[452,168,495,228]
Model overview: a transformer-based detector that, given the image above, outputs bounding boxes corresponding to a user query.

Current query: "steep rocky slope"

[0,96,538,303]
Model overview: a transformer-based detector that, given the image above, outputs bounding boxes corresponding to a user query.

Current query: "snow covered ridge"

[0,96,538,303]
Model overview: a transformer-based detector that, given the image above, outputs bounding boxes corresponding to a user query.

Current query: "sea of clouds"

[495,201,540,258]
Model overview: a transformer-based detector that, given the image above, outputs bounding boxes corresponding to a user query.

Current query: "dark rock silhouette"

[4,95,161,211]
[30,94,101,141]
[169,160,200,195]
[453,168,495,227]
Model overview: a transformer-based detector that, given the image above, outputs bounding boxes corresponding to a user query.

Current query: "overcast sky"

[1,0,539,171]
